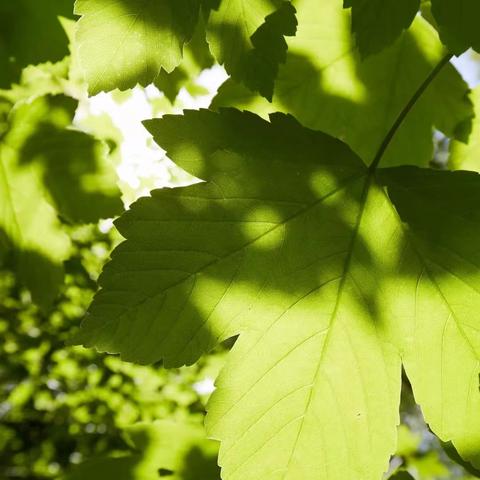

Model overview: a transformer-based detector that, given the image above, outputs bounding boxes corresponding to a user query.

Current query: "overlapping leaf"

[344,0,420,56]
[430,0,480,54]
[378,166,480,470]
[388,472,415,480]
[450,86,480,171]
[154,17,215,103]
[73,0,297,98]
[0,94,122,308]
[213,0,472,167]
[75,108,480,478]
[0,0,73,88]
[207,0,297,100]
[74,0,202,94]
[3,95,122,223]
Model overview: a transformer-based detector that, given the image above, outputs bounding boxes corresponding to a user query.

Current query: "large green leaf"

[431,0,480,54]
[154,16,214,103]
[344,0,420,56]
[207,0,297,100]
[213,0,472,167]
[75,109,480,478]
[74,109,367,365]
[0,0,73,88]
[74,0,202,95]
[378,166,480,470]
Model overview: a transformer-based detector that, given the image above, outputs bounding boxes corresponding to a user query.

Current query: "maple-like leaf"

[75,109,480,479]
[206,0,297,100]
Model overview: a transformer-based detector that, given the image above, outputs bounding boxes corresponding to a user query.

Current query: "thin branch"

[369,53,453,172]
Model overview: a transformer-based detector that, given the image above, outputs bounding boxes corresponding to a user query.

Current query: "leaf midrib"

[280,172,374,478]
[100,170,366,309]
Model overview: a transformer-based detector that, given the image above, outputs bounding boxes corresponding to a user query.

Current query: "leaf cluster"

[4,1,480,480]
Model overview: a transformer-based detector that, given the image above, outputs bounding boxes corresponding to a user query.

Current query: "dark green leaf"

[388,471,415,480]
[0,0,73,88]
[431,0,480,54]
[0,94,122,308]
[344,0,420,56]
[3,95,123,224]
[154,16,214,103]
[450,86,480,171]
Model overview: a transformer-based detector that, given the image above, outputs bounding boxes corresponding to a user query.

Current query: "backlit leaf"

[207,0,297,100]
[0,94,122,308]
[74,0,201,94]
[74,108,480,478]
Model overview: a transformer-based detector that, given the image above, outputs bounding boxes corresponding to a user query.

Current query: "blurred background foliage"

[0,223,225,479]
[1,1,480,479]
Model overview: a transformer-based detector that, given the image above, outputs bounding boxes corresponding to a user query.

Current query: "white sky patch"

[193,377,216,395]
[75,65,228,204]
[452,50,480,87]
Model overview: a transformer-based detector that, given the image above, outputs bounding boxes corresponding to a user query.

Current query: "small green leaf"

[239,2,297,101]
[344,0,420,56]
[431,0,480,54]
[74,0,201,94]
[207,0,296,100]
[4,95,123,224]
[0,136,70,309]
[0,94,122,308]
[0,0,73,88]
